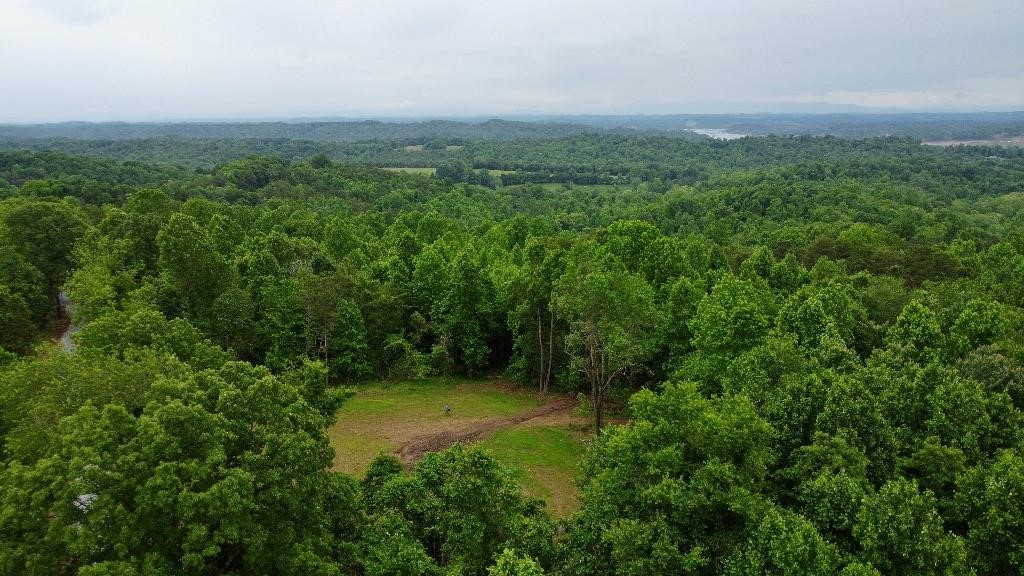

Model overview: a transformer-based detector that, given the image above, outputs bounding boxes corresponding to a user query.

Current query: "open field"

[327,378,589,515]
[382,166,436,175]
[531,182,624,192]
[924,136,1024,147]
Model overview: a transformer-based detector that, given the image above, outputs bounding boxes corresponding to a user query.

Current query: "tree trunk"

[546,312,555,393]
[323,326,330,388]
[537,311,546,392]
[587,331,604,431]
[593,377,604,431]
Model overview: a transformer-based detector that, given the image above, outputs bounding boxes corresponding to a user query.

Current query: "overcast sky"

[1,0,1022,122]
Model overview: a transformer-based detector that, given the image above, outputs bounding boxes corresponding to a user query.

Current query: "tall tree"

[0,285,35,354]
[561,382,774,575]
[2,200,88,297]
[686,273,774,386]
[156,213,230,313]
[361,447,555,575]
[0,361,360,575]
[553,244,661,430]
[434,253,497,376]
[500,238,565,392]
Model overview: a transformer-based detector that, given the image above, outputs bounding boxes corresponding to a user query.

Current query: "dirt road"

[395,395,578,467]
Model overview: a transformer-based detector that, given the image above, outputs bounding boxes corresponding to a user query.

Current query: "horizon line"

[3,109,1024,126]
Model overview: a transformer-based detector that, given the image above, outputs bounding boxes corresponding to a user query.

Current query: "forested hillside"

[0,119,606,142]
[2,134,1024,575]
[4,112,1024,142]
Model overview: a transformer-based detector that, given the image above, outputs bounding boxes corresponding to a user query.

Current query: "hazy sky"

[1,0,1022,122]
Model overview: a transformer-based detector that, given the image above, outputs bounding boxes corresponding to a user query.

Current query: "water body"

[687,128,749,140]
[58,291,80,353]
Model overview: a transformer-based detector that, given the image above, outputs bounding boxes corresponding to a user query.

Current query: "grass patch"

[382,166,436,175]
[327,378,587,515]
[341,378,542,419]
[330,433,393,476]
[329,378,544,474]
[480,425,586,517]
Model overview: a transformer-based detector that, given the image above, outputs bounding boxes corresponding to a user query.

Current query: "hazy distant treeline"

[4,112,1023,143]
[0,119,602,142]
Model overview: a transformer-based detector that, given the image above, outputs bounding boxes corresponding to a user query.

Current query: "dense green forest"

[2,131,1024,575]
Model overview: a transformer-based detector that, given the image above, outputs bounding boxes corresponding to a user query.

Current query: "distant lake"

[687,128,748,140]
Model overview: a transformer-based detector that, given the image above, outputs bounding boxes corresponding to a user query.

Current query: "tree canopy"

[2,128,1024,574]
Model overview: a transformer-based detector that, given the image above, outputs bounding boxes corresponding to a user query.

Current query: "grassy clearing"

[480,425,587,516]
[328,378,544,474]
[382,166,436,175]
[341,379,543,418]
[327,378,588,516]
[535,183,624,193]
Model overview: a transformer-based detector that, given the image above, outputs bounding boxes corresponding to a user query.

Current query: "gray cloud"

[0,0,1021,121]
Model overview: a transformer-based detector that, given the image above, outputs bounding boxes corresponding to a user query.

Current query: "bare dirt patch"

[395,395,578,467]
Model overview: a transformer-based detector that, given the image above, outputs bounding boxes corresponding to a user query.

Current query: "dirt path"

[50,292,79,353]
[395,395,578,467]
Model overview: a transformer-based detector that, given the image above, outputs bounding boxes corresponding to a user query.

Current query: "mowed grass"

[480,425,587,516]
[327,378,588,516]
[328,378,543,474]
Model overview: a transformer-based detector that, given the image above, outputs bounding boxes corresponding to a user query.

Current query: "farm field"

[327,378,589,515]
